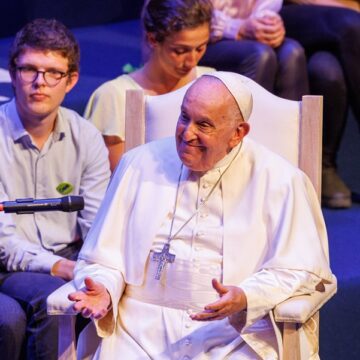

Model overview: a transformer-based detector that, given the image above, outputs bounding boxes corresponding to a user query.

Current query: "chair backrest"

[125,73,323,198]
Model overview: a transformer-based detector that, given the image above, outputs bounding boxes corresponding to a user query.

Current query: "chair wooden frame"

[47,81,337,360]
[126,91,323,198]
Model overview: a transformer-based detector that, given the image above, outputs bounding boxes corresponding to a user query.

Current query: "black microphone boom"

[1,196,84,214]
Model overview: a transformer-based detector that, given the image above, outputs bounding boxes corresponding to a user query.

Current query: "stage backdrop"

[0,0,143,37]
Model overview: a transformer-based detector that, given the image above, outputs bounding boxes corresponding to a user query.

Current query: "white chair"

[47,73,337,360]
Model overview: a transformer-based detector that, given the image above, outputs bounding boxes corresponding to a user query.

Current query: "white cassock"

[74,136,334,359]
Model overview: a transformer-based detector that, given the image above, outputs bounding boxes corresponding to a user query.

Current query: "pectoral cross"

[152,243,176,280]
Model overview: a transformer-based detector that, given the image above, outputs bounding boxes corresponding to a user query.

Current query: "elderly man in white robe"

[69,72,334,359]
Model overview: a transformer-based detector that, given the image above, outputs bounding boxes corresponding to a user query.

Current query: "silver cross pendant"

[152,243,176,280]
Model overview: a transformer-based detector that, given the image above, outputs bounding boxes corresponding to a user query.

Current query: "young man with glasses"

[0,19,110,360]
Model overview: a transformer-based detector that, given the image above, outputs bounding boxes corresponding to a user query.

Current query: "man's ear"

[230,122,250,148]
[239,122,250,138]
[65,72,79,93]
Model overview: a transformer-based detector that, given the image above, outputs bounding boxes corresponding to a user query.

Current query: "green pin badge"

[56,182,74,195]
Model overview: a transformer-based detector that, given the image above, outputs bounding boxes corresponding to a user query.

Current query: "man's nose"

[33,71,46,86]
[182,122,197,140]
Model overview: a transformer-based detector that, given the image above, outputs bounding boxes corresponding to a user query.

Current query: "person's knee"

[200,40,277,82]
[0,294,26,341]
[251,42,277,71]
[244,42,277,88]
[337,11,360,39]
[308,52,346,92]
[278,38,307,69]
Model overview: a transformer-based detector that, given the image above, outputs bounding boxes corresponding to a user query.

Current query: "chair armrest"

[47,280,78,316]
[274,275,337,323]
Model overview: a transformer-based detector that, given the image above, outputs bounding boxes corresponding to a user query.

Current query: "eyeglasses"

[16,66,69,87]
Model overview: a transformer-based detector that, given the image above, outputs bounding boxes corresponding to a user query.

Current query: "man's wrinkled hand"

[68,277,111,320]
[190,279,247,321]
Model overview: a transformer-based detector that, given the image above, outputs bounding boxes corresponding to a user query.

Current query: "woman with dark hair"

[85,0,214,171]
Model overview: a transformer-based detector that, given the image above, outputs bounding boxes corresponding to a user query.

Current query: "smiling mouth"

[180,140,205,150]
[185,143,202,148]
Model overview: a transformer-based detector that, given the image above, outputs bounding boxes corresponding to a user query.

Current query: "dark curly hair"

[142,0,213,43]
[9,18,80,76]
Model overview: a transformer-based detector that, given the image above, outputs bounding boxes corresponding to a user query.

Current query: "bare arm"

[103,135,125,173]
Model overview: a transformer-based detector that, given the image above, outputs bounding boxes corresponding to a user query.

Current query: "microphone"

[0,196,84,214]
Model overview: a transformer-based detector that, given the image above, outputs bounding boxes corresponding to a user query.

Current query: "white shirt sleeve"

[0,183,63,273]
[76,126,111,240]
